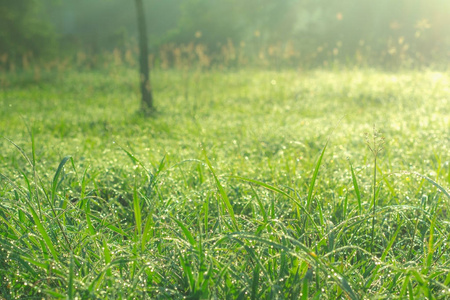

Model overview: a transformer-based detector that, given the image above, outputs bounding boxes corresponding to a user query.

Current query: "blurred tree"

[0,0,56,65]
[135,0,154,114]
[44,0,181,51]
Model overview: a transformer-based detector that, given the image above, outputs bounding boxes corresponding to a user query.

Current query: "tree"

[134,0,154,114]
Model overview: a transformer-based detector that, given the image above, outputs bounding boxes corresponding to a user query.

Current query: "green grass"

[1,67,450,299]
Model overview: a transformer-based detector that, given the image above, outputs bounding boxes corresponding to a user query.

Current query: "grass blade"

[103,238,113,280]
[426,216,435,269]
[251,264,260,300]
[307,142,328,210]
[68,253,75,300]
[133,183,142,236]
[84,200,96,236]
[180,254,195,293]
[339,276,359,300]
[410,171,450,199]
[173,217,197,248]
[142,212,154,250]
[232,176,292,199]
[203,149,239,231]
[350,162,362,214]
[381,220,402,261]
[251,186,267,223]
[51,156,71,205]
[28,203,59,261]
[232,176,321,234]
[301,270,311,300]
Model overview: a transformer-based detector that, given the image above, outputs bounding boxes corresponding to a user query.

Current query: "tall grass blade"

[300,270,311,300]
[28,203,59,261]
[444,270,450,286]
[203,149,239,230]
[103,238,113,279]
[343,193,348,220]
[232,175,321,234]
[173,217,197,248]
[381,220,402,261]
[25,123,42,214]
[4,137,34,167]
[203,193,210,236]
[410,171,450,199]
[20,255,49,270]
[51,156,71,205]
[84,200,96,236]
[48,157,73,249]
[408,279,414,300]
[89,214,126,235]
[133,184,142,236]
[42,290,65,298]
[426,217,435,269]
[80,166,89,202]
[142,213,154,250]
[250,264,260,300]
[232,176,292,199]
[251,186,267,223]
[307,142,328,210]
[339,276,359,300]
[399,275,410,298]
[119,144,151,176]
[365,220,402,288]
[68,253,75,300]
[180,254,195,293]
[350,163,362,214]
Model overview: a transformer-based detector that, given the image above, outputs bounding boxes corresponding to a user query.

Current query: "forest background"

[1,0,450,70]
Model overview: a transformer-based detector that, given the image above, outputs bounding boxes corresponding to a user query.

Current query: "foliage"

[35,0,450,68]
[1,67,450,298]
[0,0,56,66]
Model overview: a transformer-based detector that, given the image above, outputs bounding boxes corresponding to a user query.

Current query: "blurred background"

[1,0,449,71]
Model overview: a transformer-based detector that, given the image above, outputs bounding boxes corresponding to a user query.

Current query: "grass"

[0,66,450,299]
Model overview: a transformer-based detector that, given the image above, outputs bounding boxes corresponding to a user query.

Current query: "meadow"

[0,66,450,299]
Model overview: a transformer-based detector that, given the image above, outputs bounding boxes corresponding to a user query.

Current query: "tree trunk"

[134,0,153,114]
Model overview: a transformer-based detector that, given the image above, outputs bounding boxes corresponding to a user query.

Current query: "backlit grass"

[1,67,450,299]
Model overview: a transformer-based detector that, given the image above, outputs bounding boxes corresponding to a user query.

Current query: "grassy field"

[1,67,450,299]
